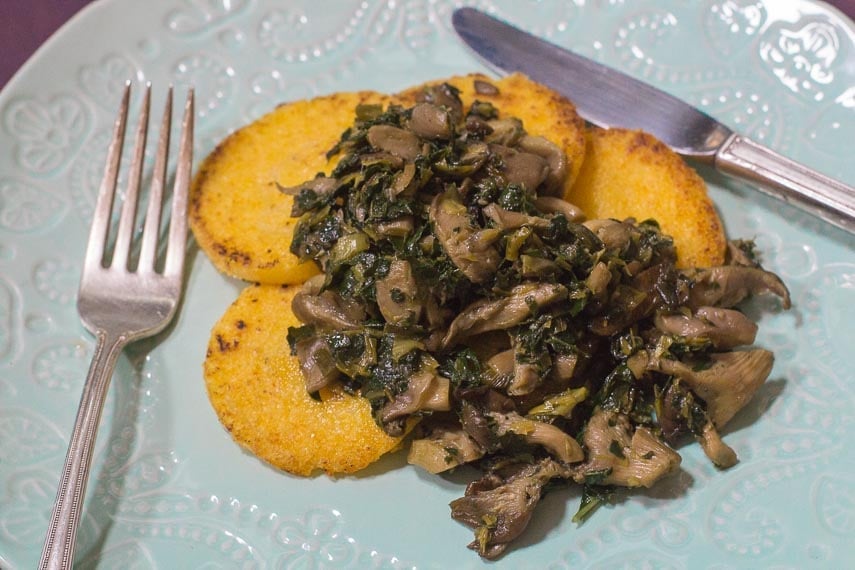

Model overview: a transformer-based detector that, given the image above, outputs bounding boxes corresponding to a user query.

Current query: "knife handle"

[714,133,855,234]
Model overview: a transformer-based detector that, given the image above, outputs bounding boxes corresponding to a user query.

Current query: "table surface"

[2,0,854,90]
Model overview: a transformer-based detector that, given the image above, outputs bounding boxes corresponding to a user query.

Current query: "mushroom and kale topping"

[285,81,790,559]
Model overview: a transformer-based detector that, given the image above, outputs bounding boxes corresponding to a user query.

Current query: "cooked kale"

[283,79,788,560]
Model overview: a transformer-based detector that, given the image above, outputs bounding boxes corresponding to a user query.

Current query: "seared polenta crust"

[204,284,404,476]
[398,73,587,193]
[190,91,394,284]
[566,128,726,268]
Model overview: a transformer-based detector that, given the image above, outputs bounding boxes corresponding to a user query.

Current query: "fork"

[39,83,194,570]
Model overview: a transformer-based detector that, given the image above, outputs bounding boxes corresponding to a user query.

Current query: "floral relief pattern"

[759,18,842,101]
[0,0,854,568]
[274,508,356,569]
[0,178,67,233]
[78,53,142,110]
[2,94,90,176]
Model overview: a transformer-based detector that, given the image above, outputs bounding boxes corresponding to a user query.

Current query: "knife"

[452,7,855,235]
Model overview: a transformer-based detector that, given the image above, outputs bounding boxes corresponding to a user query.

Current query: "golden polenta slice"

[190,91,394,284]
[204,283,403,476]
[397,73,587,192]
[565,128,726,268]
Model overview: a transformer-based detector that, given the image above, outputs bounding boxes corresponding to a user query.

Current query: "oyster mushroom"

[279,176,339,216]
[683,266,791,310]
[293,336,340,393]
[482,203,550,231]
[409,102,453,140]
[375,259,421,326]
[517,135,567,195]
[366,124,421,161]
[699,421,738,468]
[443,282,568,347]
[534,196,585,222]
[379,371,451,426]
[654,306,758,349]
[450,459,569,559]
[487,411,584,464]
[574,408,682,488]
[489,144,549,192]
[291,289,366,331]
[651,349,774,428]
[430,189,501,284]
[408,423,484,474]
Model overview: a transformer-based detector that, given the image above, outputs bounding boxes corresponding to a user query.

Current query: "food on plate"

[193,73,789,559]
[204,283,404,475]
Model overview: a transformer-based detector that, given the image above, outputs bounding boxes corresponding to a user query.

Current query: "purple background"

[2,0,855,89]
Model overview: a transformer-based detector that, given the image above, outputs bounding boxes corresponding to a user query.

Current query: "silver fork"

[39,83,194,570]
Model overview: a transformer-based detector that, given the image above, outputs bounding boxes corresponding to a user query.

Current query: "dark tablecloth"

[2,0,854,89]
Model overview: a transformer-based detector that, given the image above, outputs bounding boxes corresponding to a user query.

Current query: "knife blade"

[452,7,855,234]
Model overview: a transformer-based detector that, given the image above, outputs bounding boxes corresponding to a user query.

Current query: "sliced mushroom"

[591,262,685,336]
[430,189,501,284]
[458,391,517,453]
[654,306,758,349]
[375,216,415,238]
[451,459,567,560]
[725,239,761,268]
[484,348,515,389]
[366,124,421,161]
[291,289,366,331]
[508,360,543,396]
[583,219,633,252]
[482,203,550,231]
[379,371,451,425]
[279,176,339,217]
[443,282,568,347]
[684,266,791,310]
[484,117,524,146]
[534,196,584,222]
[434,142,490,178]
[409,102,453,140]
[517,135,567,195]
[418,82,463,123]
[575,408,681,488]
[474,79,499,95]
[388,162,418,198]
[375,259,421,326]
[699,421,738,468]
[294,336,340,393]
[408,423,484,474]
[490,144,549,192]
[488,411,584,464]
[651,349,774,428]
[585,261,612,302]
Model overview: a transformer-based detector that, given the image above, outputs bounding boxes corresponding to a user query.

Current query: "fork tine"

[164,89,194,278]
[111,83,151,271]
[84,82,131,272]
[138,88,173,272]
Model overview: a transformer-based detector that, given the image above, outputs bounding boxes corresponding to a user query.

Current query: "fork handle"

[39,330,127,570]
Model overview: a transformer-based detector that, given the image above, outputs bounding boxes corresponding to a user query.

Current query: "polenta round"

[190,91,394,284]
[204,283,404,476]
[565,128,726,268]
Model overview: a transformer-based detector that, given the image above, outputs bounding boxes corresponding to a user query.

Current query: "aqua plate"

[1,1,854,568]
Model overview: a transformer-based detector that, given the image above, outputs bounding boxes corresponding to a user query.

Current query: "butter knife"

[452,7,855,235]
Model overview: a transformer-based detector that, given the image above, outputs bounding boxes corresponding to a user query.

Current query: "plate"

[1,1,854,568]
